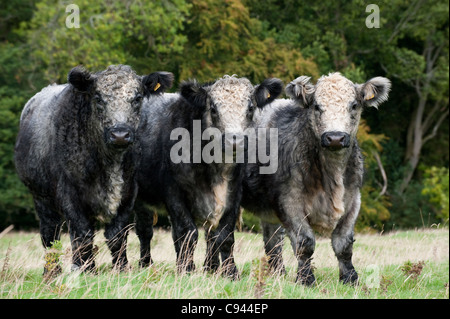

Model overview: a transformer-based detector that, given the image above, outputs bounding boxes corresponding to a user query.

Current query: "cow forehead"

[209,75,254,110]
[96,67,141,100]
[315,73,356,108]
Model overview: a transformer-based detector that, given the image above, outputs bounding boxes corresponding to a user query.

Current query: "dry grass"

[0,226,448,299]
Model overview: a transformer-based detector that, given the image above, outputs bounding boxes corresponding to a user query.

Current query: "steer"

[15,65,173,273]
[242,73,391,285]
[135,75,283,278]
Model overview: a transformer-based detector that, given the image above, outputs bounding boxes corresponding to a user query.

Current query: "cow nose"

[109,127,134,146]
[222,134,245,153]
[321,132,350,150]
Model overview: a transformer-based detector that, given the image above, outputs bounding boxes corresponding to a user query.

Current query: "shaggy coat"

[242,73,391,285]
[15,65,173,272]
[135,75,283,278]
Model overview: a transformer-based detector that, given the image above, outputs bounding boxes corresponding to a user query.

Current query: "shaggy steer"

[242,73,391,285]
[15,65,173,273]
[135,75,283,278]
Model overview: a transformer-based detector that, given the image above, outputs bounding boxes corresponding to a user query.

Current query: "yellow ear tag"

[154,83,161,91]
[267,93,271,98]
[366,94,375,100]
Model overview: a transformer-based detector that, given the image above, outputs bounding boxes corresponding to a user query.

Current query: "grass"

[0,226,448,299]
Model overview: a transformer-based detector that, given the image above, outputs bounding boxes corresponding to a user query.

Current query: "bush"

[422,166,449,223]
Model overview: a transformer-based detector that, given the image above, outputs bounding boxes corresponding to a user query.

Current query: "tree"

[379,0,449,193]
[18,0,191,83]
[178,0,319,83]
[0,0,40,229]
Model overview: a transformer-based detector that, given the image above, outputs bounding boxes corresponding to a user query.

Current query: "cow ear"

[285,76,315,108]
[357,77,391,109]
[180,80,208,108]
[254,78,283,108]
[142,71,174,96]
[68,66,95,93]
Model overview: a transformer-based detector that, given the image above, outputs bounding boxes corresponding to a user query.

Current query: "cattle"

[241,73,391,285]
[14,65,173,274]
[135,75,283,279]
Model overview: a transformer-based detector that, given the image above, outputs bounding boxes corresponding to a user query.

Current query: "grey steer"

[15,64,173,273]
[241,72,391,285]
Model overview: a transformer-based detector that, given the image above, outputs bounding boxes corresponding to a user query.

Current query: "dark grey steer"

[242,72,391,285]
[135,75,283,279]
[15,65,173,273]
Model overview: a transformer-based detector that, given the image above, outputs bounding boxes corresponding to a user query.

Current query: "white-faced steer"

[15,65,173,274]
[242,72,391,285]
[135,75,283,279]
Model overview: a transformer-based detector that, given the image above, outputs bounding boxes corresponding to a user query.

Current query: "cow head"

[68,65,173,150]
[286,73,391,152]
[180,75,283,151]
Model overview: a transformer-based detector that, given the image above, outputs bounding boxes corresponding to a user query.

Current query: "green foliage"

[19,0,191,82]
[241,210,262,233]
[422,167,449,222]
[44,240,63,279]
[0,28,37,229]
[178,0,319,83]
[356,120,391,232]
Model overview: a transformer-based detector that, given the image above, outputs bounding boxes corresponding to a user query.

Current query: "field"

[0,226,448,299]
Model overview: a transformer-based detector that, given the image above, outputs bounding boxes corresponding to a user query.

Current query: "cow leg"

[287,226,316,286]
[34,198,63,275]
[35,198,63,249]
[66,213,96,272]
[105,211,132,271]
[204,229,221,273]
[204,222,239,280]
[332,193,360,285]
[57,186,96,272]
[218,227,239,280]
[262,222,285,274]
[165,188,198,273]
[171,218,198,274]
[134,200,154,268]
[279,200,316,286]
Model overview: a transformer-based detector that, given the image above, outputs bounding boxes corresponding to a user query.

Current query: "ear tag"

[267,93,271,98]
[154,83,161,91]
[366,94,375,100]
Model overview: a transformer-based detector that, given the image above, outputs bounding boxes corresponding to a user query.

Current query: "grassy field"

[0,226,448,299]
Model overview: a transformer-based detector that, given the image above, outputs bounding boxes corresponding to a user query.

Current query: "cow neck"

[316,139,354,218]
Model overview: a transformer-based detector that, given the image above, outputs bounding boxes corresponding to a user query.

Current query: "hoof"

[340,269,358,285]
[139,258,153,268]
[71,262,96,274]
[221,265,240,281]
[296,267,316,286]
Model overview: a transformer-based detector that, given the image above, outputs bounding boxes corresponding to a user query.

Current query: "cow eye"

[351,101,358,111]
[93,94,105,110]
[134,94,143,105]
[210,104,218,116]
[314,103,322,113]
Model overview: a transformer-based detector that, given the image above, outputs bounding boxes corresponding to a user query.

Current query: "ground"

[0,226,448,299]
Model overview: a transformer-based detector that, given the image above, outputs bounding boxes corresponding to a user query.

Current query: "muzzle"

[105,124,135,148]
[222,133,247,153]
[321,131,350,151]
